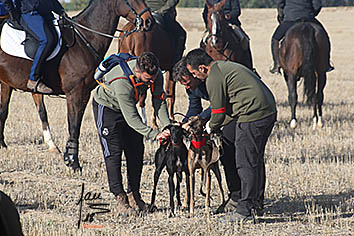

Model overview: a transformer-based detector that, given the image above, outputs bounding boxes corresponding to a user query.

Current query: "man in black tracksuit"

[93,52,171,216]
[270,0,334,74]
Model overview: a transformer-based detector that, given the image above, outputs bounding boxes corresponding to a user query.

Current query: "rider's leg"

[21,12,54,94]
[312,18,334,72]
[269,21,293,74]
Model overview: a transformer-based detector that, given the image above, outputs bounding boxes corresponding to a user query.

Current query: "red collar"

[191,137,206,149]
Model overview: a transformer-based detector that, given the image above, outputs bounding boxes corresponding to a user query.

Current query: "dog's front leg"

[188,150,196,216]
[168,173,176,217]
[211,163,226,207]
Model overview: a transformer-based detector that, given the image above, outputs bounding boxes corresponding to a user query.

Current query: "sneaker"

[27,80,53,94]
[127,191,148,211]
[116,193,137,217]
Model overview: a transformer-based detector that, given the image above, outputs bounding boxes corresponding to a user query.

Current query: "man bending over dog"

[185,48,277,223]
[92,52,171,216]
[173,57,241,214]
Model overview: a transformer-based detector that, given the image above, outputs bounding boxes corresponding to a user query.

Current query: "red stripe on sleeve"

[211,107,226,114]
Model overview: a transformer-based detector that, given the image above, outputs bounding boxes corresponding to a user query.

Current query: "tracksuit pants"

[92,99,144,196]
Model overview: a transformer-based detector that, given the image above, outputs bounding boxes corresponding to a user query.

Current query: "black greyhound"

[150,124,189,216]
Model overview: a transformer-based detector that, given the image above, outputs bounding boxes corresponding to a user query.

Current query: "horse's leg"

[0,83,13,148]
[164,71,176,121]
[31,94,60,153]
[316,72,327,129]
[64,87,91,171]
[286,73,298,129]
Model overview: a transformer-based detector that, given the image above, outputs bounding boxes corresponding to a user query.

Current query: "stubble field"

[0,7,354,236]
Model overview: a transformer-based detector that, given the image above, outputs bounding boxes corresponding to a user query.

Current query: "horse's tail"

[301,23,317,105]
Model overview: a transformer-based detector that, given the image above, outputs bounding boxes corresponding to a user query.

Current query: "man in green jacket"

[92,52,171,216]
[185,48,277,223]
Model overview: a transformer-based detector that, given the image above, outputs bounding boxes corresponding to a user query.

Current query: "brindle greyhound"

[183,116,225,216]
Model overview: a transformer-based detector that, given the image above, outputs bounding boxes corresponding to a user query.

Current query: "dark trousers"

[21,12,56,81]
[233,113,276,216]
[92,99,144,196]
[220,119,241,201]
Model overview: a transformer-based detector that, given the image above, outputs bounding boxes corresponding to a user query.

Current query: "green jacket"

[93,60,171,140]
[145,0,179,15]
[206,61,277,130]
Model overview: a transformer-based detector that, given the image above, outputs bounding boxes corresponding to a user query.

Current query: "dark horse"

[0,0,154,171]
[118,16,180,127]
[279,22,329,129]
[202,0,253,69]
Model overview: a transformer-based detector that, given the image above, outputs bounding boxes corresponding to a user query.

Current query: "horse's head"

[206,0,227,47]
[115,0,154,31]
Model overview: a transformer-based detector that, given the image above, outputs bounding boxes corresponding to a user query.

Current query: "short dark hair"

[172,57,192,82]
[137,52,159,75]
[185,48,213,70]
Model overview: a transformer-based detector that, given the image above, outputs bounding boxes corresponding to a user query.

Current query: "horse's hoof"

[0,141,7,149]
[290,119,297,129]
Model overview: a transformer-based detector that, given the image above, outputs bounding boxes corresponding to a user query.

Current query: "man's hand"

[182,122,190,132]
[205,121,211,134]
[156,129,171,142]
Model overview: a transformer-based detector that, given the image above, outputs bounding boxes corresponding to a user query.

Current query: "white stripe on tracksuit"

[97,104,110,157]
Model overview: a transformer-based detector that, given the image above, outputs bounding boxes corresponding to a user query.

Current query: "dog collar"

[191,137,206,149]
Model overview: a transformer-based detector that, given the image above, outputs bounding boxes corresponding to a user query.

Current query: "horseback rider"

[144,0,186,63]
[270,0,334,74]
[202,0,250,50]
[0,0,66,94]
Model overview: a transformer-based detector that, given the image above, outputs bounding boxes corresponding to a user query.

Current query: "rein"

[59,0,151,60]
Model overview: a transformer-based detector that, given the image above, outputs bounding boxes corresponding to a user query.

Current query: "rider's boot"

[27,76,53,94]
[269,38,281,74]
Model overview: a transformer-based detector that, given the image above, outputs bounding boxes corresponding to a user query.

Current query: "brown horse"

[202,0,253,69]
[118,16,182,127]
[279,22,329,130]
[0,0,154,171]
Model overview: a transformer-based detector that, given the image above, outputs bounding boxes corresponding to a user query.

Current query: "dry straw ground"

[0,7,354,236]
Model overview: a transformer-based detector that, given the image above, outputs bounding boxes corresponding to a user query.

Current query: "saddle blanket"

[0,19,62,61]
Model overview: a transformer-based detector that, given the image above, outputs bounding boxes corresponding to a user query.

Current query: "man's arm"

[116,82,160,140]
[206,71,226,131]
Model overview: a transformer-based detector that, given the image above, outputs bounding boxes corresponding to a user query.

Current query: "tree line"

[62,0,354,11]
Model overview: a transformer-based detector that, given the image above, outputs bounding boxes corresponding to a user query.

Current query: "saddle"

[0,19,62,61]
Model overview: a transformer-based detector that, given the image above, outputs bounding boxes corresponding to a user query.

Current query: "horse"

[202,0,253,70]
[118,15,182,127]
[279,22,329,130]
[0,0,154,171]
